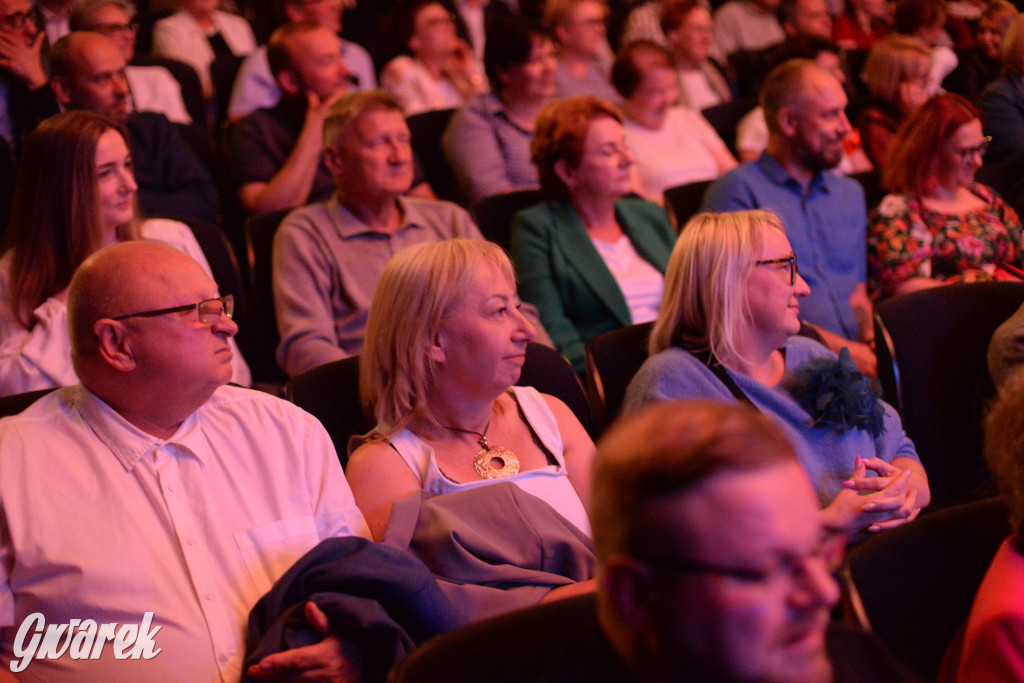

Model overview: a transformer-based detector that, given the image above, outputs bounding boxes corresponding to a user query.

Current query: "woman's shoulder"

[784,335,836,367]
[616,197,671,225]
[381,55,419,79]
[624,346,730,410]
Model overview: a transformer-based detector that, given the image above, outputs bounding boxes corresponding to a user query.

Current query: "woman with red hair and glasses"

[868,93,1024,300]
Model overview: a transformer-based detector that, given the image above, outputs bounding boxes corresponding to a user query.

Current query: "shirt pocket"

[234,516,320,598]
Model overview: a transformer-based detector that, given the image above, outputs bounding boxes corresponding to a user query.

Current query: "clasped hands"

[824,456,922,536]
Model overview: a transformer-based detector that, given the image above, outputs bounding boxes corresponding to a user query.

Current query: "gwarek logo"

[10,612,162,672]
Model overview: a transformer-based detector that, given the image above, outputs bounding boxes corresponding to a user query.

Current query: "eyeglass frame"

[955,135,991,163]
[0,8,34,33]
[755,252,798,285]
[633,528,845,587]
[87,20,138,37]
[112,294,233,324]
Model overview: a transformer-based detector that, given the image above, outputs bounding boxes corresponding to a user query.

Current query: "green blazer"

[510,198,675,373]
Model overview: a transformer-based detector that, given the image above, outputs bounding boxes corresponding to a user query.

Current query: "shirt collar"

[72,385,207,471]
[756,151,831,196]
[329,195,430,240]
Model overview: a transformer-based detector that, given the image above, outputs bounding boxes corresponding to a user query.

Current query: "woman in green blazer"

[511,96,676,372]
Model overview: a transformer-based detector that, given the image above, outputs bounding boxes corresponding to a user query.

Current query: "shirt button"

[219,653,231,663]
[205,592,214,601]
[167,484,176,493]
[186,537,195,546]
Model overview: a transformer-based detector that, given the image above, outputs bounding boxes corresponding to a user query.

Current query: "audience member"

[869,93,1024,299]
[444,0,518,59]
[511,96,675,373]
[952,373,1024,681]
[546,0,618,101]
[70,0,192,124]
[624,209,929,538]
[892,0,961,94]
[393,399,919,683]
[33,0,72,45]
[661,0,733,110]
[944,0,1017,101]
[833,0,890,49]
[0,0,59,149]
[979,14,1024,163]
[857,34,932,170]
[273,90,485,377]
[49,31,219,223]
[228,22,355,216]
[152,0,257,98]
[619,0,674,49]
[0,240,369,680]
[704,59,876,373]
[778,0,833,39]
[227,0,376,121]
[346,238,594,543]
[989,300,1024,388]
[0,111,250,396]
[736,35,872,173]
[614,40,737,203]
[713,0,786,58]
[443,18,556,203]
[381,0,488,116]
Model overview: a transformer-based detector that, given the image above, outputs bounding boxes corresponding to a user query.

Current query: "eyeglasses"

[636,529,845,588]
[0,9,34,32]
[113,294,233,324]
[955,136,991,162]
[755,252,798,285]
[88,21,137,37]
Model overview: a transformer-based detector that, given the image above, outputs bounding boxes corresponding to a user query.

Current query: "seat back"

[875,282,1024,505]
[850,169,885,213]
[518,342,596,437]
[470,189,544,250]
[406,108,463,205]
[211,53,245,125]
[0,388,55,417]
[242,209,291,385]
[699,98,757,154]
[663,179,713,229]
[286,355,366,468]
[584,321,654,431]
[287,342,595,467]
[844,497,1010,681]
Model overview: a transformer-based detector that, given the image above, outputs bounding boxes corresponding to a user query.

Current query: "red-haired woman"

[868,93,1024,300]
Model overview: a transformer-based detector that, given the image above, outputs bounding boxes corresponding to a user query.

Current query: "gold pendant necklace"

[442,419,520,479]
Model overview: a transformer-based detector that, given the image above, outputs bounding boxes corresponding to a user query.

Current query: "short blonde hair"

[860,35,932,104]
[360,239,517,435]
[322,89,403,150]
[649,210,784,363]
[1002,14,1024,74]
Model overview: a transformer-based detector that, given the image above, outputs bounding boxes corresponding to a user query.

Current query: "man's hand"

[848,283,874,345]
[0,29,47,90]
[247,602,362,683]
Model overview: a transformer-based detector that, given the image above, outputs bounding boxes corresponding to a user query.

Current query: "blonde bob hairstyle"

[648,210,785,361]
[360,239,518,435]
[860,35,932,104]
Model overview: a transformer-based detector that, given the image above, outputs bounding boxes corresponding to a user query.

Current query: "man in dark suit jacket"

[49,31,219,223]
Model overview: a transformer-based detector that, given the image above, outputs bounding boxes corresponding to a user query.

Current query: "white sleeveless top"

[386,386,591,536]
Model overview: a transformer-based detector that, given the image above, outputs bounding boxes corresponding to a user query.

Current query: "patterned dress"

[868,183,1024,299]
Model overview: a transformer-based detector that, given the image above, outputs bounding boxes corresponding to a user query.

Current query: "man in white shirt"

[0,241,370,681]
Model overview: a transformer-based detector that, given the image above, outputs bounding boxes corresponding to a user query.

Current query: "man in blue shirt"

[703,59,875,374]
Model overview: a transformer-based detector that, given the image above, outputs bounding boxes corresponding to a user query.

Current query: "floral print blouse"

[868,183,1024,299]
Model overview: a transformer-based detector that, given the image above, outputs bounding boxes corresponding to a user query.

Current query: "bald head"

[69,241,207,364]
[50,32,130,121]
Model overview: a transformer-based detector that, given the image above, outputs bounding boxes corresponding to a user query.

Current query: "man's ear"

[93,319,137,372]
[276,68,302,96]
[50,75,73,107]
[601,556,656,632]
[776,106,800,138]
[323,143,344,176]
